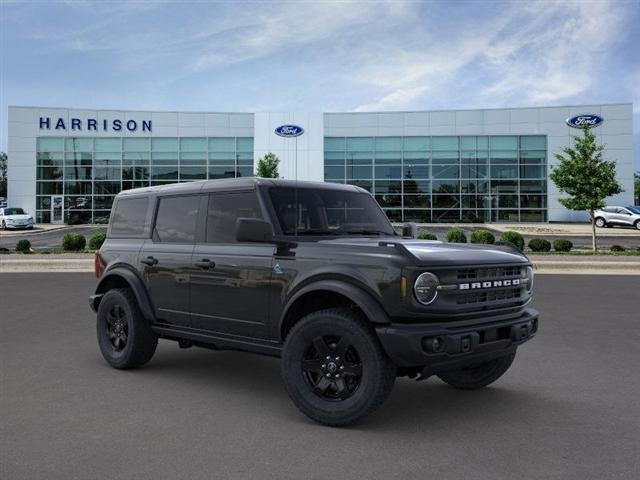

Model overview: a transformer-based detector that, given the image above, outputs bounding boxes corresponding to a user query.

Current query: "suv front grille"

[457,266,523,280]
[456,287,522,305]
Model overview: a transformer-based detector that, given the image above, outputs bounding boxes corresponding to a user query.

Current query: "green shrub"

[470,229,495,244]
[528,238,551,252]
[499,231,525,251]
[553,239,573,252]
[610,244,625,252]
[88,232,107,250]
[417,231,437,240]
[62,233,86,251]
[445,228,467,243]
[15,239,31,253]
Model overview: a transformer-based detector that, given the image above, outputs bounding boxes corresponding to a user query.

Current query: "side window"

[110,197,149,237]
[154,195,200,243]
[206,192,263,243]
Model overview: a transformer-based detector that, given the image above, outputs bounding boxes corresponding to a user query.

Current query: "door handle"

[141,256,158,266]
[194,259,215,270]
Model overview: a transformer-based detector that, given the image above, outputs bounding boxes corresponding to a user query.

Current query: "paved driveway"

[1,273,639,480]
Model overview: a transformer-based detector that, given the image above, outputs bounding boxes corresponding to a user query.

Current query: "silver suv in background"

[594,206,640,230]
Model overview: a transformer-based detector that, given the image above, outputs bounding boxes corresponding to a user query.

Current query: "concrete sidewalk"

[2,253,639,275]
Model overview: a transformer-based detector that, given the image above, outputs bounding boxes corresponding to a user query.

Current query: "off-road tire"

[281,308,396,427]
[96,288,158,369]
[594,217,606,228]
[437,352,516,390]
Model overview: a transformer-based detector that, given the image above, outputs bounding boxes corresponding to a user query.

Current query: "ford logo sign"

[275,125,304,137]
[566,114,604,129]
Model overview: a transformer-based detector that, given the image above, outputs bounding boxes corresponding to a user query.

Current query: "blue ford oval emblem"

[275,125,304,137]
[566,114,604,129]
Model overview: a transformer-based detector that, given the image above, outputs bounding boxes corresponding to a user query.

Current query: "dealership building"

[6,103,634,224]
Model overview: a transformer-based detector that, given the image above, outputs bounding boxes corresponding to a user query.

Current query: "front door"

[51,195,63,224]
[139,194,201,327]
[189,192,274,339]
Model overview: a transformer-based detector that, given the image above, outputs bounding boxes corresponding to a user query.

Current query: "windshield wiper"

[293,229,340,236]
[340,230,390,236]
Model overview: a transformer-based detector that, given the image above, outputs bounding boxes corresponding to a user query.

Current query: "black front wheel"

[96,288,158,369]
[437,352,516,390]
[281,308,396,426]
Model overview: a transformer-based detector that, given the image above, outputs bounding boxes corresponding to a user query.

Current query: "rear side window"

[206,192,263,243]
[154,195,200,243]
[110,197,149,237]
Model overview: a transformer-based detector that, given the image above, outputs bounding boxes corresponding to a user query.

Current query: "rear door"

[139,194,201,327]
[190,191,274,339]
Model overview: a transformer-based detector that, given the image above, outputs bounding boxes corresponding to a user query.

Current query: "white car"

[594,206,640,230]
[0,207,35,230]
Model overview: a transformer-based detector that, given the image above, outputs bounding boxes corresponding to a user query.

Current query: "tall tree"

[549,128,623,251]
[0,152,7,198]
[255,152,280,178]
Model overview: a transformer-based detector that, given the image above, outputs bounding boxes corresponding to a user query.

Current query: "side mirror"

[402,222,417,238]
[236,218,274,243]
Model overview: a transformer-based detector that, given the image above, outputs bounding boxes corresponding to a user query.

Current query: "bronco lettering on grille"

[459,279,521,290]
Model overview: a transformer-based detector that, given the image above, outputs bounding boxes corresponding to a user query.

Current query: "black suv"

[90,178,538,426]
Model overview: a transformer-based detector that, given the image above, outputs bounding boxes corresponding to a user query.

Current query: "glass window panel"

[346,152,372,165]
[65,181,93,195]
[520,151,546,164]
[520,164,545,178]
[520,210,546,222]
[324,166,345,179]
[208,138,235,152]
[179,152,207,165]
[461,195,482,208]
[460,137,476,150]
[94,196,116,209]
[208,166,237,179]
[64,166,92,180]
[325,151,345,166]
[206,192,263,243]
[151,167,178,180]
[403,195,430,208]
[65,138,93,151]
[36,182,63,195]
[403,210,430,223]
[325,137,345,151]
[208,152,235,164]
[375,137,401,151]
[152,152,179,165]
[124,138,150,152]
[180,167,207,180]
[65,210,92,224]
[498,194,519,208]
[403,165,429,179]
[477,136,489,149]
[432,165,459,179]
[462,209,488,222]
[403,180,429,194]
[151,138,178,152]
[374,180,402,194]
[346,137,373,151]
[520,180,546,193]
[37,152,63,165]
[374,165,402,179]
[179,138,206,152]
[348,180,372,192]
[520,194,546,208]
[383,209,402,222]
[490,136,518,150]
[461,164,488,179]
[495,210,519,222]
[37,166,63,180]
[94,138,122,152]
[432,209,461,222]
[236,137,254,152]
[37,137,64,151]
[93,167,121,180]
[93,211,111,224]
[346,165,372,179]
[491,180,518,193]
[109,197,149,237]
[64,152,93,166]
[432,151,459,164]
[431,136,458,151]
[403,137,429,151]
[374,151,401,164]
[432,180,459,193]
[65,196,92,210]
[375,194,402,208]
[490,164,518,179]
[403,151,429,163]
[237,166,253,177]
[490,151,518,164]
[520,135,546,150]
[36,196,52,209]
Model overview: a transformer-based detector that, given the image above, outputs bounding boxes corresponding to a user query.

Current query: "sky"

[1,0,639,168]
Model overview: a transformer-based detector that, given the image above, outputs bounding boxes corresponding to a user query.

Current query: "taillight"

[94,251,103,278]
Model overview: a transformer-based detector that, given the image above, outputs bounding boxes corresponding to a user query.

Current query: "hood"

[318,236,529,267]
[4,214,32,221]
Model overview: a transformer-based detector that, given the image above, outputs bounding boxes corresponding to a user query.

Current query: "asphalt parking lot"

[1,273,639,480]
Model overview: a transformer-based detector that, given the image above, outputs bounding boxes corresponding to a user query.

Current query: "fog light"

[422,336,445,353]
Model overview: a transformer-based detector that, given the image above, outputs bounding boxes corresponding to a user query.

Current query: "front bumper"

[376,308,538,371]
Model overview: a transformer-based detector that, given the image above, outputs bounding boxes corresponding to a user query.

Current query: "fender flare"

[279,279,391,338]
[94,267,156,323]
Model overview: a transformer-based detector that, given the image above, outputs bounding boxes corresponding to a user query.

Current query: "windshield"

[268,186,395,237]
[3,208,25,215]
[626,206,640,214]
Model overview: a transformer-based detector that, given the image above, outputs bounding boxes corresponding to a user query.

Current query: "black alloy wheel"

[105,304,129,352]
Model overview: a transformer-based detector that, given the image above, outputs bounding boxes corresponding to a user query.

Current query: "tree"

[0,152,7,198]
[634,172,640,205]
[549,128,623,251]
[255,152,280,178]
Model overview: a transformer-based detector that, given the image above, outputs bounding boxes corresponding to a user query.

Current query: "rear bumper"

[376,308,538,370]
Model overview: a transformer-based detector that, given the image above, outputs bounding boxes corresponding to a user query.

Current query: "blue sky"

[1,0,639,168]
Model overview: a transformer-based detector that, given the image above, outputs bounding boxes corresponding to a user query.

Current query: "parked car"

[90,178,538,426]
[594,206,640,229]
[0,207,34,230]
[0,197,7,208]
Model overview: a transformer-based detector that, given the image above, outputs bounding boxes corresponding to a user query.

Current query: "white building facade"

[6,104,634,224]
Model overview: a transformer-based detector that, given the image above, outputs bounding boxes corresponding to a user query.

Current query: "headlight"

[525,266,534,292]
[414,272,440,305]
